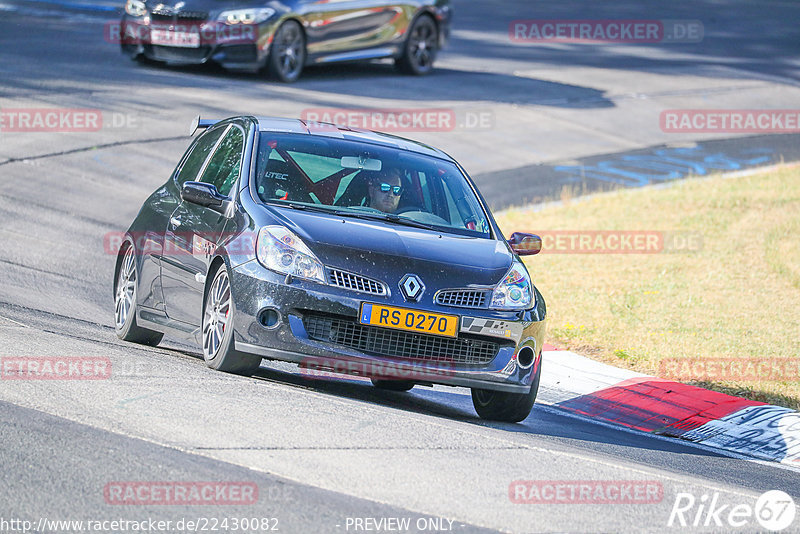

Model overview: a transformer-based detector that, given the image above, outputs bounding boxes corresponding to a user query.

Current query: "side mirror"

[181,181,226,209]
[508,232,542,256]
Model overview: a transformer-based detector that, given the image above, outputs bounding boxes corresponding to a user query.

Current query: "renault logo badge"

[399,274,425,302]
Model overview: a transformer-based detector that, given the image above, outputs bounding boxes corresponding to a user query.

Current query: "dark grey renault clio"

[114,116,546,422]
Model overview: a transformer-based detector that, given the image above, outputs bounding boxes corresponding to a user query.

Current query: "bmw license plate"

[359,303,459,338]
[150,27,201,48]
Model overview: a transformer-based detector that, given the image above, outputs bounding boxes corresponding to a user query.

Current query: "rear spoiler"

[189,116,220,136]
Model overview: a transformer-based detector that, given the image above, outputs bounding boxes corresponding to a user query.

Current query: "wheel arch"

[268,17,307,54]
[203,255,229,303]
[408,9,439,41]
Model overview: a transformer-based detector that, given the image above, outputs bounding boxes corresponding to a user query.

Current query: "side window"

[199,126,244,196]
[175,127,225,185]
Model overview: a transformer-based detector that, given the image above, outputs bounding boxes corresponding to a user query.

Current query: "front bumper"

[123,43,265,70]
[119,16,272,71]
[230,260,546,393]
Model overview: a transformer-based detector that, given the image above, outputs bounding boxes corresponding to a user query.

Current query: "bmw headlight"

[125,0,146,17]
[256,226,325,283]
[218,7,275,24]
[491,261,533,310]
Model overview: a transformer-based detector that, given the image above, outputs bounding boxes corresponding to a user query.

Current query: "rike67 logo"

[668,490,796,531]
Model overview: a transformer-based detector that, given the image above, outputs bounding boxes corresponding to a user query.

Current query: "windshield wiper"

[384,213,438,231]
[270,201,438,231]
[333,211,437,231]
[271,201,337,214]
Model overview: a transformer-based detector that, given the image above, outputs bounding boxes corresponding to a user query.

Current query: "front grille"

[435,289,490,309]
[327,269,387,296]
[303,313,502,366]
[150,9,208,21]
[150,45,211,62]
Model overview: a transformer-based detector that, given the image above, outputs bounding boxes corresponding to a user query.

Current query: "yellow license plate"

[359,303,459,338]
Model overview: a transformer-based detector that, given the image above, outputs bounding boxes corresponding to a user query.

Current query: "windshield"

[253,133,491,238]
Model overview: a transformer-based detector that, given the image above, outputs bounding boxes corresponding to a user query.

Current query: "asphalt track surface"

[1,1,800,532]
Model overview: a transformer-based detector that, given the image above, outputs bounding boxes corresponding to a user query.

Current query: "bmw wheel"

[471,360,541,422]
[268,20,306,83]
[202,264,262,375]
[396,15,438,75]
[114,244,163,345]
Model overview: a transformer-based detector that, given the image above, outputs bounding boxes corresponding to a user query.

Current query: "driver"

[366,167,404,214]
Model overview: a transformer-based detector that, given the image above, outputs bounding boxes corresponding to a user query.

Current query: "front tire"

[395,15,438,75]
[371,378,414,392]
[202,265,262,375]
[267,20,306,83]
[114,244,163,346]
[471,361,541,422]
[132,54,156,66]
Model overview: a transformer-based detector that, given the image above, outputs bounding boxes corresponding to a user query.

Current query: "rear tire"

[471,361,541,422]
[202,264,262,375]
[114,244,163,346]
[371,379,414,392]
[268,20,306,83]
[395,15,438,75]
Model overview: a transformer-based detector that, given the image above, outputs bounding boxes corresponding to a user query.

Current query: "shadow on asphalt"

[474,135,800,210]
[121,60,615,108]
[448,0,800,84]
[249,362,728,459]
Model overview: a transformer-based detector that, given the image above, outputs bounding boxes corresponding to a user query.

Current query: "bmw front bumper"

[119,15,272,72]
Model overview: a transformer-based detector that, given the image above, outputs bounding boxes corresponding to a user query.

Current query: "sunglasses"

[378,183,403,196]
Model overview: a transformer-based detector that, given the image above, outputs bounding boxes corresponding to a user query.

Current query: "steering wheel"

[395,206,422,215]
[395,209,450,226]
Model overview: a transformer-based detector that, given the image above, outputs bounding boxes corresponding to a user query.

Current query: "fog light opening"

[516,346,535,369]
[258,308,281,329]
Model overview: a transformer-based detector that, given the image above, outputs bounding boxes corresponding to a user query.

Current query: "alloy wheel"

[275,23,304,81]
[203,269,232,359]
[114,247,136,329]
[408,20,437,72]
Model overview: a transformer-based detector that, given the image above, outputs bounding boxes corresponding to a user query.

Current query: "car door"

[136,127,224,312]
[161,124,244,326]
[302,0,410,55]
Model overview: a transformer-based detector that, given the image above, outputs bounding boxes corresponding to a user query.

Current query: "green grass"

[496,165,800,410]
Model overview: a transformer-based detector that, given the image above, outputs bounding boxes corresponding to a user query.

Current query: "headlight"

[490,261,532,310]
[125,0,146,17]
[218,7,275,24]
[256,226,325,283]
